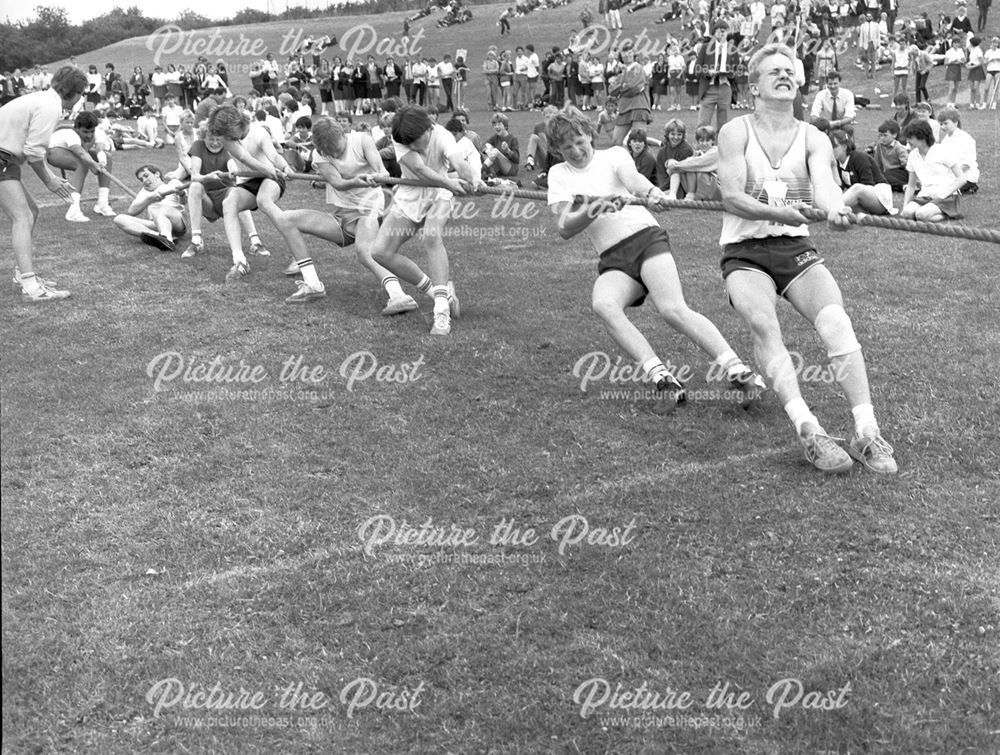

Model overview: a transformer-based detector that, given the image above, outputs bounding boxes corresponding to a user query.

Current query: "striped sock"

[382,275,405,299]
[432,285,449,315]
[416,275,433,296]
[19,272,41,294]
[298,257,321,287]
[641,357,671,385]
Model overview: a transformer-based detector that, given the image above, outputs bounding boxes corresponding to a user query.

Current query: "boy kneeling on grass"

[113,164,187,251]
[545,107,765,413]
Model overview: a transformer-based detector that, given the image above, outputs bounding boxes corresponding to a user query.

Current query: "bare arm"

[399,150,465,193]
[805,126,851,229]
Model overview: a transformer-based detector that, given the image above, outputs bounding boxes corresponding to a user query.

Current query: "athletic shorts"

[721,235,824,297]
[235,175,287,199]
[390,187,452,224]
[914,193,961,218]
[597,226,672,308]
[0,161,20,182]
[202,181,230,220]
[332,205,381,246]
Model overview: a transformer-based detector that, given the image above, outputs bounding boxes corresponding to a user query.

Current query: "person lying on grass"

[112,164,187,252]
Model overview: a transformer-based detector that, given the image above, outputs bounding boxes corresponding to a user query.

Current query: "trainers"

[249,240,270,257]
[799,423,854,473]
[181,241,203,259]
[65,207,89,222]
[22,283,71,302]
[652,373,687,414]
[140,231,175,252]
[525,157,535,171]
[283,259,301,276]
[848,431,898,474]
[225,261,250,283]
[447,281,461,319]
[430,311,451,335]
[285,280,327,304]
[382,294,419,316]
[729,369,767,409]
[93,203,116,217]
[12,268,56,289]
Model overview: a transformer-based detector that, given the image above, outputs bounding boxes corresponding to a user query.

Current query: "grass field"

[5,3,1000,754]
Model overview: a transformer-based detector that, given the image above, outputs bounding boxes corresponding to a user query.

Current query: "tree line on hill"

[1,0,496,71]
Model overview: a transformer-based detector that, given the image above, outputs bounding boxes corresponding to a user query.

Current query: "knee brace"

[814,304,861,359]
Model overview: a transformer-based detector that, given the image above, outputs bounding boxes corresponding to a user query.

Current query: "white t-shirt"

[136,115,159,143]
[135,181,185,218]
[451,135,482,177]
[312,131,385,213]
[906,143,961,197]
[547,146,658,254]
[938,129,978,184]
[48,127,83,150]
[393,123,462,203]
[161,103,183,126]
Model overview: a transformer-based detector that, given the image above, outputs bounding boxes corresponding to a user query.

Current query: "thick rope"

[233,172,999,244]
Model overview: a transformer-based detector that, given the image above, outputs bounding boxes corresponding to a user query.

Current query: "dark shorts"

[597,226,672,307]
[203,181,230,220]
[235,175,287,200]
[721,235,824,297]
[915,193,961,218]
[0,163,21,181]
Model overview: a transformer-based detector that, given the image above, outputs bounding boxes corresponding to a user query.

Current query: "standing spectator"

[499,50,515,111]
[366,55,383,110]
[498,6,512,35]
[179,65,198,109]
[651,52,669,110]
[514,47,530,110]
[438,54,455,112]
[317,59,333,116]
[666,43,685,110]
[949,3,974,45]
[816,37,839,82]
[150,65,167,115]
[548,52,567,106]
[966,37,987,109]
[352,59,369,115]
[483,50,501,111]
[890,37,910,95]
[85,65,102,110]
[977,0,992,32]
[607,0,623,30]
[453,56,469,111]
[912,42,933,104]
[104,63,126,102]
[696,23,734,133]
[608,42,651,145]
[160,94,183,144]
[881,0,898,33]
[411,58,428,107]
[944,37,967,107]
[525,45,541,106]
[858,13,881,79]
[384,56,403,99]
[130,66,148,106]
[577,51,593,110]
[164,63,182,103]
[426,58,441,110]
[985,36,1000,110]
[589,53,606,110]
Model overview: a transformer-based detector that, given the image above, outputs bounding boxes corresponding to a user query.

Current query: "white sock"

[233,250,247,265]
[432,285,449,315]
[784,397,819,435]
[851,403,878,437]
[70,192,81,210]
[416,275,433,297]
[19,272,42,294]
[298,258,322,288]
[97,187,110,205]
[382,275,405,299]
[191,233,202,245]
[641,357,670,384]
[713,348,749,379]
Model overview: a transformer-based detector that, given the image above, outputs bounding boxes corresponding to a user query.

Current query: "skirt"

[968,65,985,82]
[945,63,962,83]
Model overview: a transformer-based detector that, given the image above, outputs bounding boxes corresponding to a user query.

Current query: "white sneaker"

[430,311,451,336]
[93,204,116,217]
[381,294,419,316]
[285,280,327,304]
[447,281,461,319]
[12,268,56,289]
[65,207,89,222]
[22,283,71,302]
[283,259,301,276]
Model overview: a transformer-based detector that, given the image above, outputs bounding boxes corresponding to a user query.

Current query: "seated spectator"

[891,93,915,132]
[113,164,188,251]
[285,116,314,173]
[482,112,520,178]
[524,105,558,170]
[810,71,856,130]
[444,116,483,177]
[135,105,165,148]
[900,120,966,222]
[937,106,979,194]
[665,124,719,201]
[830,129,895,215]
[627,128,657,183]
[911,100,940,142]
[870,120,910,191]
[654,118,694,192]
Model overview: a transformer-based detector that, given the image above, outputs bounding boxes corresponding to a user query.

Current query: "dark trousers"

[914,71,929,103]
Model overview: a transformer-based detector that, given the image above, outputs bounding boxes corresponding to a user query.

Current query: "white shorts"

[873,182,895,214]
[390,187,453,224]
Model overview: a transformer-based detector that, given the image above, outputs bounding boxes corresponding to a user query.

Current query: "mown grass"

[6,3,1000,753]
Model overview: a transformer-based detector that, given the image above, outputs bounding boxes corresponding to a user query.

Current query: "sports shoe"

[93,203,116,217]
[65,207,89,222]
[285,280,327,304]
[22,283,71,302]
[729,369,767,409]
[799,423,853,474]
[525,156,535,171]
[382,294,419,316]
[652,373,687,414]
[430,311,451,336]
[181,241,203,259]
[225,261,250,283]
[12,268,56,289]
[249,240,270,257]
[140,231,175,252]
[283,259,301,276]
[447,281,461,319]
[848,431,898,474]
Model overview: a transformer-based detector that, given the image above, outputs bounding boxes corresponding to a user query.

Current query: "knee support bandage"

[814,304,861,359]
